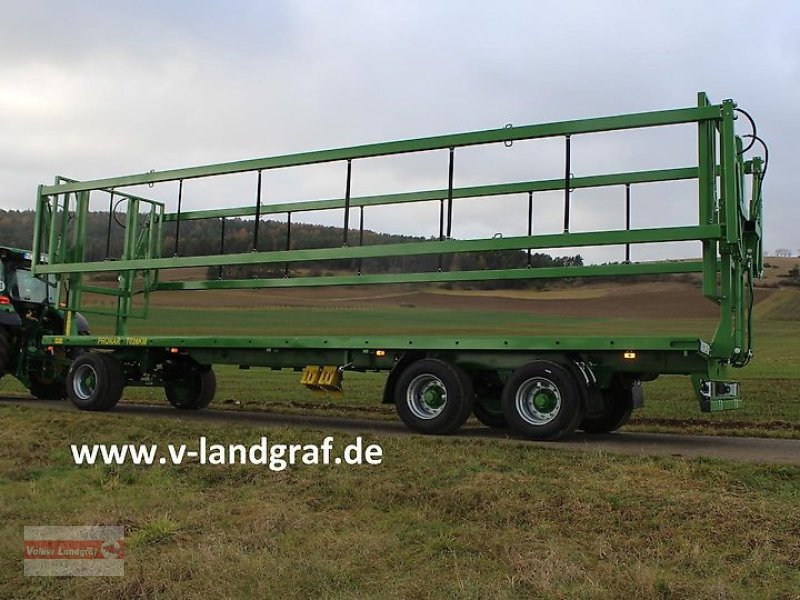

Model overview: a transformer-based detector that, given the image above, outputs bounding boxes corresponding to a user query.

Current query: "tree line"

[0,209,582,287]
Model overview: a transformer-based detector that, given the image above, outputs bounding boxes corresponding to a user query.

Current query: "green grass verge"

[2,405,799,598]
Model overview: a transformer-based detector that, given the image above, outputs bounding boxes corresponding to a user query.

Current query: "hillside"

[756,288,800,320]
[0,209,579,284]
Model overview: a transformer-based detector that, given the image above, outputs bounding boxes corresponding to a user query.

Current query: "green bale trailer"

[29,92,766,440]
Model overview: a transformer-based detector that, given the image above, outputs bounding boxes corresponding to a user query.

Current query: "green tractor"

[0,246,89,399]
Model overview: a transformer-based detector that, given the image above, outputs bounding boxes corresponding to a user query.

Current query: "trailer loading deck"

[30,92,765,440]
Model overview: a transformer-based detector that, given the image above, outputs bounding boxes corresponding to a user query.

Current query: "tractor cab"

[0,247,56,310]
[0,246,88,399]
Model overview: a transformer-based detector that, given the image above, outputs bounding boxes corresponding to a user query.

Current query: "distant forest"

[0,209,582,288]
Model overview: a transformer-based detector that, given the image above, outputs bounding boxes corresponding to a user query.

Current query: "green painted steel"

[40,106,718,195]
[153,260,704,291]
[29,92,765,411]
[34,225,717,276]
[161,166,698,223]
[44,333,707,353]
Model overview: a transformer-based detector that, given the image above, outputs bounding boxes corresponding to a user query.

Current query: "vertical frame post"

[57,192,71,264]
[116,197,139,336]
[285,212,292,277]
[218,217,226,280]
[47,194,62,263]
[563,135,571,232]
[624,183,631,263]
[343,159,352,246]
[697,91,719,300]
[446,148,455,239]
[357,206,365,275]
[710,99,738,360]
[438,198,444,271]
[67,190,91,334]
[174,179,183,256]
[253,170,262,251]
[527,191,533,267]
[106,191,115,259]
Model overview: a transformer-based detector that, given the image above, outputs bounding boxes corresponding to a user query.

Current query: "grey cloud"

[0,0,796,258]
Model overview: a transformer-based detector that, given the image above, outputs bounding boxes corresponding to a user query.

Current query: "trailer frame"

[30,92,765,439]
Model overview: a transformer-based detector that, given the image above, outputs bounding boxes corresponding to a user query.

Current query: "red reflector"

[0,296,9,305]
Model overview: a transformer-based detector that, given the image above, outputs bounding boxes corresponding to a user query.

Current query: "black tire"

[394,358,474,435]
[473,399,509,429]
[580,385,634,433]
[66,353,125,411]
[501,360,584,441]
[165,368,216,410]
[471,371,509,429]
[0,326,10,378]
[29,375,66,400]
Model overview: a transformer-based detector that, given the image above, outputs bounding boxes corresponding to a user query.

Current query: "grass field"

[2,405,799,599]
[2,278,800,596]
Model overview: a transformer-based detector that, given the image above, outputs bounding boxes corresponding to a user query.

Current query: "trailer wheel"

[580,385,634,433]
[473,400,508,429]
[471,371,508,428]
[502,361,584,441]
[165,368,216,410]
[394,358,474,434]
[67,353,125,411]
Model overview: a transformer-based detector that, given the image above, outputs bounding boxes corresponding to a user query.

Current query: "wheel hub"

[515,377,561,426]
[406,374,448,419]
[73,364,97,401]
[423,386,444,408]
[532,388,558,413]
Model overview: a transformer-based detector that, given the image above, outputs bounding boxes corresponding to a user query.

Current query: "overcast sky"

[1,0,797,263]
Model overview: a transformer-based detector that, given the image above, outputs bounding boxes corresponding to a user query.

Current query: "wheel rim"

[73,364,97,401]
[515,377,561,426]
[406,374,447,419]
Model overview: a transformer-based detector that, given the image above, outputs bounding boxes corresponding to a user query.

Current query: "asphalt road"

[2,397,799,465]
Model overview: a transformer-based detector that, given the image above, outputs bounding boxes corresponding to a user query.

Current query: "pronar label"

[96,337,148,346]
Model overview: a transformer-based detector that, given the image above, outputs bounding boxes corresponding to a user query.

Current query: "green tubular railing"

[31,92,764,367]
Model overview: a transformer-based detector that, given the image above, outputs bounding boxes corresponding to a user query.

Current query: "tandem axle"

[45,332,731,440]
